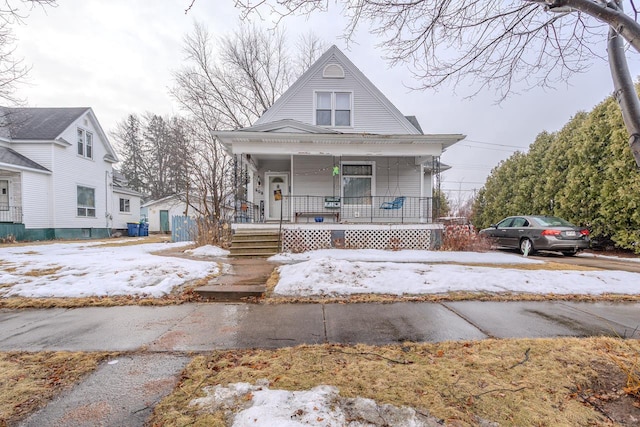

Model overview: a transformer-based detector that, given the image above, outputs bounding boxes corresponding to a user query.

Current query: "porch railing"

[233,196,436,224]
[0,205,22,223]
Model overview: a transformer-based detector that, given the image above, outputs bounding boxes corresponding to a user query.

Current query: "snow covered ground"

[0,241,220,298]
[190,380,433,426]
[270,249,640,297]
[1,241,639,298]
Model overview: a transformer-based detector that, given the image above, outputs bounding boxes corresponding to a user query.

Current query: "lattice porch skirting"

[281,225,441,253]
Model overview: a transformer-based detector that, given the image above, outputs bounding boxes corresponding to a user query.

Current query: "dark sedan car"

[479,215,590,256]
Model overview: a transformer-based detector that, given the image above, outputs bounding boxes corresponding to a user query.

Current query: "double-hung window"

[77,128,93,159]
[119,198,130,213]
[315,91,352,127]
[77,186,96,217]
[342,162,374,205]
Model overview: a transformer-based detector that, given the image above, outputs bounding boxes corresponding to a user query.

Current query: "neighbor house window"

[77,128,93,159]
[315,91,352,127]
[342,162,374,205]
[77,186,96,217]
[119,198,130,213]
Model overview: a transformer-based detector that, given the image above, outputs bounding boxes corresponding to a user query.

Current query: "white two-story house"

[0,107,140,240]
[214,46,465,251]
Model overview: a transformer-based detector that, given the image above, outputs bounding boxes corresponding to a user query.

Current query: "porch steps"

[229,229,281,258]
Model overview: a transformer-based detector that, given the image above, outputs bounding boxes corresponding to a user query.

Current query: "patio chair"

[379,196,406,210]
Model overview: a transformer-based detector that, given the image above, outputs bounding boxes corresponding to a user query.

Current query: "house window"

[342,162,374,205]
[119,198,130,213]
[77,186,96,217]
[315,91,352,127]
[77,128,93,159]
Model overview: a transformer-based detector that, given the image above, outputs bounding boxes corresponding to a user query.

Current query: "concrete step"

[231,241,280,249]
[232,234,280,242]
[195,284,266,301]
[229,248,279,257]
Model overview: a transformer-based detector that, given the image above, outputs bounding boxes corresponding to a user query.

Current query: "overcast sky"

[11,0,640,207]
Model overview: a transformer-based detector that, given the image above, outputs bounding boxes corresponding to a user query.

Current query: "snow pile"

[190,380,439,426]
[184,245,230,257]
[0,241,217,298]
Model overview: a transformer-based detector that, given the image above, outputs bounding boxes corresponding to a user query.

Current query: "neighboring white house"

[111,171,143,232]
[0,107,140,240]
[213,46,465,250]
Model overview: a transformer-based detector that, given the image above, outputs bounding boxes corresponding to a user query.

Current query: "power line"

[458,144,517,153]
[464,139,526,149]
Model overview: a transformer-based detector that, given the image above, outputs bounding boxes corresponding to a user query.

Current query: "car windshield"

[533,216,575,227]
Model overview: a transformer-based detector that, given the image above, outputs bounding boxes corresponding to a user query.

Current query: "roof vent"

[323,64,345,79]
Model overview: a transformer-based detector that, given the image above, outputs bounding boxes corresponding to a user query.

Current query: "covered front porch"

[231,150,448,225]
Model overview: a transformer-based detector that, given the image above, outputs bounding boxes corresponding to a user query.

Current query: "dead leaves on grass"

[151,337,640,426]
[0,352,115,425]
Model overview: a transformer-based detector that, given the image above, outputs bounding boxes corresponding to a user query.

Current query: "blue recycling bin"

[127,223,139,237]
[139,223,149,236]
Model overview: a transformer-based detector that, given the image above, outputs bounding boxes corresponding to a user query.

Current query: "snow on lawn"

[0,241,218,298]
[271,250,640,297]
[270,249,544,264]
[190,380,430,426]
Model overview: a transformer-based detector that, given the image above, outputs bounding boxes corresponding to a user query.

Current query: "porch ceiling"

[216,131,465,157]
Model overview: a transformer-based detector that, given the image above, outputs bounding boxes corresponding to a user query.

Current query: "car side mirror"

[490,224,497,228]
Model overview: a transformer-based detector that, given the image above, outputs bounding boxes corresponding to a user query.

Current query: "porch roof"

[0,146,50,173]
[215,130,465,157]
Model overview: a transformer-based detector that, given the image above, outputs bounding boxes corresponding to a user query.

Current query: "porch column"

[290,154,294,220]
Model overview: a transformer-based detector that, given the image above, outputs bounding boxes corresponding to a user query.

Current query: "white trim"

[264,172,289,221]
[340,160,376,205]
[313,90,354,128]
[323,63,345,78]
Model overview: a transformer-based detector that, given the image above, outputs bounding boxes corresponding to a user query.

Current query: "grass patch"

[22,266,62,277]
[0,351,115,425]
[151,337,640,426]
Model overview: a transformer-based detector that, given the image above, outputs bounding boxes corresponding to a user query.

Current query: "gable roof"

[1,107,89,140]
[254,45,421,135]
[0,106,119,163]
[0,146,50,173]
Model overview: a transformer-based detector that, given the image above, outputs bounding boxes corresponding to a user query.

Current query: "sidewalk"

[4,300,639,426]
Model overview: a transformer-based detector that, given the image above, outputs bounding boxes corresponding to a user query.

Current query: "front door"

[160,210,170,233]
[266,173,289,221]
[0,180,8,210]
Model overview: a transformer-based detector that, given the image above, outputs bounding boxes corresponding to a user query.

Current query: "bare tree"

[295,31,327,72]
[234,0,640,166]
[172,22,293,130]
[171,22,325,244]
[0,0,56,105]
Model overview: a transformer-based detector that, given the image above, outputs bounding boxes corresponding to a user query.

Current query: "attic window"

[323,64,345,78]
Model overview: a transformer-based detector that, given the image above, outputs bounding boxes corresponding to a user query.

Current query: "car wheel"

[520,238,534,256]
[562,251,577,257]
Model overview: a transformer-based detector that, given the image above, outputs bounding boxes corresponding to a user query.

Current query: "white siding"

[257,51,419,135]
[112,191,141,230]
[144,198,189,233]
[21,172,52,228]
[52,113,114,229]
[292,156,334,196]
[291,155,421,198]
[10,143,54,170]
